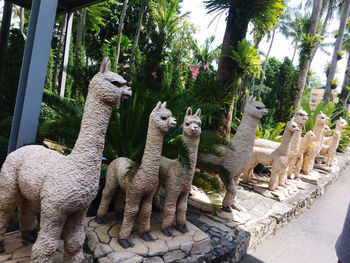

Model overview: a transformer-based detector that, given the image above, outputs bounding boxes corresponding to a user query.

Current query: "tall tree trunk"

[259,28,276,98]
[116,0,129,67]
[19,7,24,35]
[310,0,334,64]
[293,0,323,108]
[291,41,297,63]
[53,13,68,94]
[340,52,350,100]
[216,6,248,140]
[323,0,350,103]
[131,0,147,75]
[0,2,12,76]
[75,8,86,53]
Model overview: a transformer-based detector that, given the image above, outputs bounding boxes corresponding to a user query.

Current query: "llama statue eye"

[185,122,190,126]
[161,116,167,120]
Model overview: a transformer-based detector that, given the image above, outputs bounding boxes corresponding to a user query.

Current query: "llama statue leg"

[323,153,329,164]
[62,210,87,263]
[114,188,125,220]
[294,157,303,179]
[138,194,155,241]
[287,156,297,178]
[152,185,161,212]
[118,191,141,248]
[176,191,189,234]
[278,168,287,187]
[0,161,22,252]
[31,207,65,263]
[161,193,178,236]
[302,154,314,175]
[95,166,118,222]
[268,167,280,191]
[241,166,254,183]
[18,200,38,243]
[222,179,238,212]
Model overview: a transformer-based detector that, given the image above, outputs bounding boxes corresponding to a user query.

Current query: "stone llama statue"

[323,131,341,166]
[95,102,176,249]
[321,117,347,164]
[241,121,300,190]
[301,112,328,175]
[198,97,268,212]
[0,58,132,262]
[254,110,308,183]
[153,107,201,237]
[293,131,316,178]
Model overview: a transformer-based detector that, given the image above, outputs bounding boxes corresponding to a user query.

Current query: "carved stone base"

[85,212,211,263]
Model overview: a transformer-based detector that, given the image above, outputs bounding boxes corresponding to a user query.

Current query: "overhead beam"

[8,0,58,153]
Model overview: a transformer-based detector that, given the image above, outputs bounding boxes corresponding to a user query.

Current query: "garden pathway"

[241,162,350,263]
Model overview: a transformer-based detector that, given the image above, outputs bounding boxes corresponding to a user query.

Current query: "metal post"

[8,0,58,153]
[0,2,13,76]
[60,11,73,98]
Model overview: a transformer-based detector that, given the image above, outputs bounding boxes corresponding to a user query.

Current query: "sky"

[180,0,347,91]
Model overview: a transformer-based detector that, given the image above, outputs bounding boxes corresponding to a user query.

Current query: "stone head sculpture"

[183,107,202,137]
[150,102,177,133]
[294,109,308,125]
[89,57,132,104]
[245,97,268,119]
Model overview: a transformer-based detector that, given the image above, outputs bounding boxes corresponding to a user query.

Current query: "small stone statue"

[0,58,132,262]
[153,107,201,236]
[242,121,300,190]
[199,97,268,212]
[95,102,176,248]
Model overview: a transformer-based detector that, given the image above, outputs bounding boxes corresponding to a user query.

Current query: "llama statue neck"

[141,121,166,172]
[182,109,201,172]
[70,93,112,168]
[298,131,315,156]
[276,122,296,155]
[289,110,308,154]
[231,114,259,150]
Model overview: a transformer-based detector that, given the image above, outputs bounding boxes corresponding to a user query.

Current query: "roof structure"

[5,0,105,13]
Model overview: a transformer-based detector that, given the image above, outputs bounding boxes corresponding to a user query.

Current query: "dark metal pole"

[0,2,13,76]
[8,0,58,153]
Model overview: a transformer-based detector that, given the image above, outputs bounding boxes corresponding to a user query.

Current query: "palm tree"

[259,27,275,96]
[115,0,130,67]
[131,0,148,74]
[339,21,350,105]
[279,11,308,63]
[204,0,285,140]
[323,0,350,103]
[194,36,220,67]
[293,0,323,108]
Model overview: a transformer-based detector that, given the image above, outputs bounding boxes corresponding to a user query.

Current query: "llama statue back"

[0,58,131,262]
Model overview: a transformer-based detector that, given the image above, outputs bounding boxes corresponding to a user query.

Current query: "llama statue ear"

[195,108,201,117]
[106,61,111,72]
[155,101,162,111]
[100,57,109,73]
[162,102,167,108]
[186,107,192,116]
[248,96,253,102]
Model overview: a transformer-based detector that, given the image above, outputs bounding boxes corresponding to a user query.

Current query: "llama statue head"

[150,102,177,133]
[244,97,268,119]
[183,107,201,138]
[89,57,132,104]
[324,125,331,134]
[316,111,329,125]
[305,130,316,140]
[336,117,347,128]
[294,109,308,125]
[286,120,300,133]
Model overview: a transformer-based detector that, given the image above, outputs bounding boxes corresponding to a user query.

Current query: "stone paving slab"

[85,211,211,263]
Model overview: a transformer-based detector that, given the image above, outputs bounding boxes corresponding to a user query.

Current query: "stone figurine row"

[0,58,345,262]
